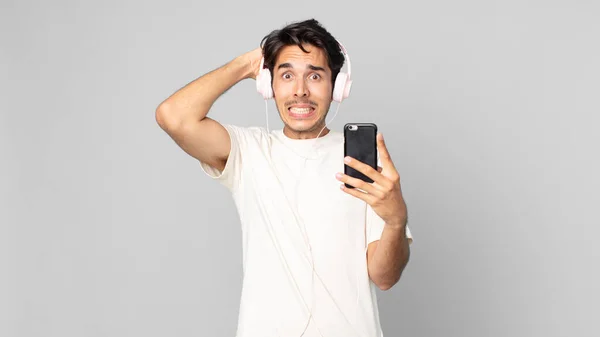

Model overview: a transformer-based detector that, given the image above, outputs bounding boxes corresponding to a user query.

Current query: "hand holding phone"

[343,123,378,189]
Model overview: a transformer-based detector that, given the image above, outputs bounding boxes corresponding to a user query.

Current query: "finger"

[340,184,377,204]
[344,156,387,186]
[377,133,396,169]
[377,166,383,173]
[377,133,402,186]
[336,172,384,198]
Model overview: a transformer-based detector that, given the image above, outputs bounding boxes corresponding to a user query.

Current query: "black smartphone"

[343,123,378,189]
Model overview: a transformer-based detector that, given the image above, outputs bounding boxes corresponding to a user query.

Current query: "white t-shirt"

[199,124,413,337]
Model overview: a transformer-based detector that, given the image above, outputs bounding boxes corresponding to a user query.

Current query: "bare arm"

[155,47,262,171]
[336,134,411,291]
[367,221,411,291]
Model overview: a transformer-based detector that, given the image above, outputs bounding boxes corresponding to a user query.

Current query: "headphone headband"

[336,40,351,78]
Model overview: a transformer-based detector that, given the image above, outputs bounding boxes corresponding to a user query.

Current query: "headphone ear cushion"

[333,72,349,102]
[256,68,273,99]
[344,78,353,99]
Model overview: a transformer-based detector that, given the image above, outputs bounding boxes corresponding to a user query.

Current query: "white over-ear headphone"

[256,40,352,102]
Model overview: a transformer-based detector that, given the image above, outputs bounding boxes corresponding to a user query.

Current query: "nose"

[294,78,309,97]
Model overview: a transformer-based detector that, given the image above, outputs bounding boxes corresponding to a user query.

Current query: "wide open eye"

[309,73,321,80]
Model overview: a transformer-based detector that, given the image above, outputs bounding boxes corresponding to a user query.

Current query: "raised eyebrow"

[276,63,326,73]
[308,64,326,72]
[277,63,293,70]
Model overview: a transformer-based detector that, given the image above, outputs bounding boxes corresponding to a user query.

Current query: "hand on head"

[245,47,264,80]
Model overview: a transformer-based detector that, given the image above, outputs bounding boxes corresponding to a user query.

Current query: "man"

[156,18,413,337]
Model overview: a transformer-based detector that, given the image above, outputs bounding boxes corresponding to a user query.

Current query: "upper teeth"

[290,107,312,114]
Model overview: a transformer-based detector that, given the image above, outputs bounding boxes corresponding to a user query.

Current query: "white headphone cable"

[262,100,369,337]
[265,99,270,133]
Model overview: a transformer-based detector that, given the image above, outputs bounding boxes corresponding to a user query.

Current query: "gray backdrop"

[2,0,599,336]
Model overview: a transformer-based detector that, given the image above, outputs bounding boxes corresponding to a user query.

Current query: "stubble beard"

[280,105,331,138]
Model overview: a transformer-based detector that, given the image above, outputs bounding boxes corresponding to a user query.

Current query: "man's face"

[271,44,333,139]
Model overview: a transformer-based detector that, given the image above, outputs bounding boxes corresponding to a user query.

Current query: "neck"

[283,125,330,140]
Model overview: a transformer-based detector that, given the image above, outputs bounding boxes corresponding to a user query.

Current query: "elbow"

[374,276,400,291]
[155,103,182,132]
[375,282,391,291]
[379,285,393,291]
[155,102,167,128]
[379,282,394,291]
[371,257,410,291]
[155,102,170,127]
[369,269,400,291]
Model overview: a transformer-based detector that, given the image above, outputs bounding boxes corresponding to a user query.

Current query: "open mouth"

[288,106,316,119]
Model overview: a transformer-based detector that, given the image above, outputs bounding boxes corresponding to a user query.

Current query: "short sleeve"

[199,124,247,192]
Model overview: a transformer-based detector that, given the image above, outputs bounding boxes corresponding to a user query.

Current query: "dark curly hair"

[259,19,346,90]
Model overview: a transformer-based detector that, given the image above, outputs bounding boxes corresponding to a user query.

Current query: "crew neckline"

[283,128,331,139]
[273,128,339,144]
[270,128,342,159]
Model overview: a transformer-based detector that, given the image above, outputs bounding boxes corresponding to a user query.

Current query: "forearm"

[157,54,252,123]
[368,221,410,290]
